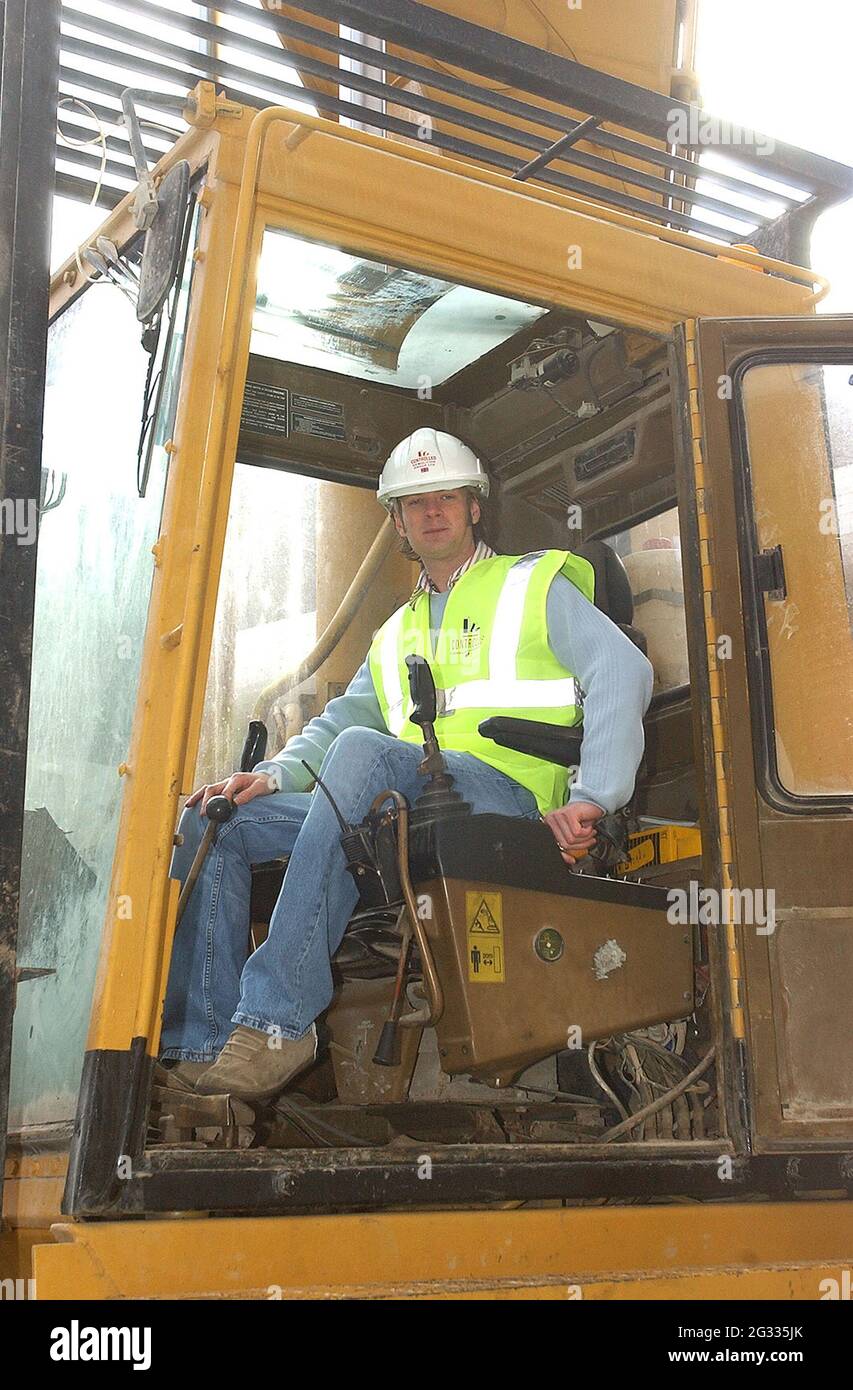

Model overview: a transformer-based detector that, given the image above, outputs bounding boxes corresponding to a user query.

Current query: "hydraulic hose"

[252,515,396,727]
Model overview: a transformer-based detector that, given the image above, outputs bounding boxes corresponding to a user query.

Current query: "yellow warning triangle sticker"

[469,898,500,934]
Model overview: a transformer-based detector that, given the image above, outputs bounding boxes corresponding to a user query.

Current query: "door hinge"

[756,544,786,599]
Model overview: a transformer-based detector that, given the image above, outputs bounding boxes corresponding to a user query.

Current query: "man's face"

[392,487,481,562]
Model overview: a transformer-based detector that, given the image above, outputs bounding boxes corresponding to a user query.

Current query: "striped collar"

[408,541,496,608]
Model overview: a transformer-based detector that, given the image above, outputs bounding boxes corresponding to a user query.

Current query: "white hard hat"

[377,428,490,510]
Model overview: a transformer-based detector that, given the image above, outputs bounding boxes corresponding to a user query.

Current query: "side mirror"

[406,655,436,727]
[136,160,191,324]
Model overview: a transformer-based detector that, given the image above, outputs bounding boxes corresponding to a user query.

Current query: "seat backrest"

[574,539,633,623]
[574,539,648,655]
[490,492,647,653]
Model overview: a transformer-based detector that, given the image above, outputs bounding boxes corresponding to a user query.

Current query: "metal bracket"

[121,89,160,231]
[184,80,243,129]
[756,544,787,600]
[513,115,601,183]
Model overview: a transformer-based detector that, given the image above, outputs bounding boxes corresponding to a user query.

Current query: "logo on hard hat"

[411,449,437,474]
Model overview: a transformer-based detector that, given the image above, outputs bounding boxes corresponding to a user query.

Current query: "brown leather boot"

[194,1024,317,1102]
[153,1059,212,1093]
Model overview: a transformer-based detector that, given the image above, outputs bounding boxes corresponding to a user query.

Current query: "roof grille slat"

[53,0,853,262]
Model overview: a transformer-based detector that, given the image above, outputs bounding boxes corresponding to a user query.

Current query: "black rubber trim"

[62,1039,154,1216]
[81,1145,853,1217]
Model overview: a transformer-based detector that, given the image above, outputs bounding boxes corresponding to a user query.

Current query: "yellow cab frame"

[36,88,852,1225]
[5,10,851,1286]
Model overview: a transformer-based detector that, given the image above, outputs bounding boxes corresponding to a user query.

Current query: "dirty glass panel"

[740,361,853,797]
[194,464,321,786]
[604,505,688,693]
[8,285,169,1129]
[253,228,546,390]
[193,463,411,791]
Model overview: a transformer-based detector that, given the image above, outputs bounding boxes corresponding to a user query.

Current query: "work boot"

[195,1024,317,1102]
[153,1059,212,1093]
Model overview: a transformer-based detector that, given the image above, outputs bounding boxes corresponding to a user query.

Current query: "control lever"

[301,760,401,905]
[574,807,632,874]
[240,719,268,773]
[176,795,235,924]
[406,655,470,819]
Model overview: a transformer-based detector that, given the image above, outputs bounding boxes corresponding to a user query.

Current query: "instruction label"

[240,380,290,437]
[291,392,346,441]
[466,891,505,984]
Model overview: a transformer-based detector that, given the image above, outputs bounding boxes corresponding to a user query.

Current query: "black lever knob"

[205,795,235,824]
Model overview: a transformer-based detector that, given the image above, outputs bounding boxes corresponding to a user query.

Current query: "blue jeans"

[161,727,541,1060]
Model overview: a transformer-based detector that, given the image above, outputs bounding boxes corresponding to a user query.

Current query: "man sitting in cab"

[160,429,653,1100]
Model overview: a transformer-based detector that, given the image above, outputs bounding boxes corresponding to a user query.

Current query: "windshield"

[252,228,547,390]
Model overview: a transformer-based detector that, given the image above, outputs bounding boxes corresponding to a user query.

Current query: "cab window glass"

[604,505,688,693]
[740,360,853,798]
[253,228,546,390]
[193,466,413,787]
[9,288,165,1128]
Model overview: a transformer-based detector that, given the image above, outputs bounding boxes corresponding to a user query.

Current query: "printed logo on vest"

[449,618,481,663]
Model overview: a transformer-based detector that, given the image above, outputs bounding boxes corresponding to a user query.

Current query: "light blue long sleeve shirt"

[254,573,654,814]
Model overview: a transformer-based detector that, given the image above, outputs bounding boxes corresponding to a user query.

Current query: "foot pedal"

[150,1082,254,1146]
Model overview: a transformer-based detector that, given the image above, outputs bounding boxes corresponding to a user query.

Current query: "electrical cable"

[601,1046,716,1144]
[513,1083,610,1108]
[626,1031,690,1063]
[588,1041,630,1122]
[56,97,109,281]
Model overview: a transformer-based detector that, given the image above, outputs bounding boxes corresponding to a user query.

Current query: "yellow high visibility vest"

[368,550,595,814]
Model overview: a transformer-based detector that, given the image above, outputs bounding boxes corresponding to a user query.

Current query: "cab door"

[683,315,853,1150]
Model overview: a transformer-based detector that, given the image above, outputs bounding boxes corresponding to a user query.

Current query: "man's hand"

[542,800,605,865]
[186,771,276,816]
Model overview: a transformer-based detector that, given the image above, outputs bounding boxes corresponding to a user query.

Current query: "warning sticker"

[466,891,505,984]
[240,380,290,437]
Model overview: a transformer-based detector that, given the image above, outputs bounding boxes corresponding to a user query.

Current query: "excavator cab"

[5,9,853,1297]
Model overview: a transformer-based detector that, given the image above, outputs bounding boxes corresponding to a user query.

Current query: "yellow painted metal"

[70,95,821,1059]
[684,317,746,1042]
[29,1202,853,1300]
[11,65,848,1297]
[79,120,254,1054]
[269,0,693,105]
[617,823,703,875]
[253,110,823,329]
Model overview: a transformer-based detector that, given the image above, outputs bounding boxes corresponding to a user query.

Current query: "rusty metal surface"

[326,977,422,1105]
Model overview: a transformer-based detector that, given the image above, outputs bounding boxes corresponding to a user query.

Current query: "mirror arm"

[121,89,160,231]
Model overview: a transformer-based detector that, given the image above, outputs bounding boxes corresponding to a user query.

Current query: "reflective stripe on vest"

[378,552,582,733]
[378,605,407,734]
[368,550,595,814]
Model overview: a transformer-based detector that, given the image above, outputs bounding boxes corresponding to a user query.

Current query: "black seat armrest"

[478,717,584,768]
